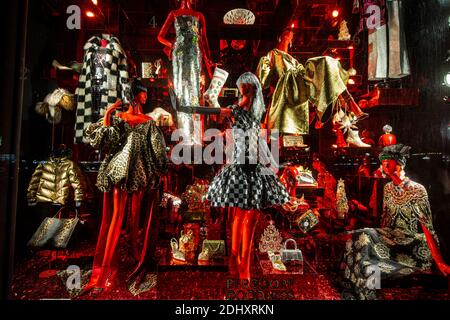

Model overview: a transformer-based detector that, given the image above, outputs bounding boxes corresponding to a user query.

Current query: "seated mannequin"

[339,144,437,299]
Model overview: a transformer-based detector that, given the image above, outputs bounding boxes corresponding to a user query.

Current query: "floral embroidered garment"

[340,179,436,299]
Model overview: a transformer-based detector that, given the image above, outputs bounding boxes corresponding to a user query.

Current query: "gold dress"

[257,51,350,135]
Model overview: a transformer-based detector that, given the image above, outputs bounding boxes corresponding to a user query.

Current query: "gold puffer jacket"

[27,156,87,205]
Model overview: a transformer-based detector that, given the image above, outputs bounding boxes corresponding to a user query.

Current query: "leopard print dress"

[85,116,168,192]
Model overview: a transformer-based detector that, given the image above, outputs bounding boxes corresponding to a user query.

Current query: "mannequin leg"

[229,208,244,277]
[239,209,261,281]
[97,187,128,288]
[128,188,160,284]
[130,191,144,261]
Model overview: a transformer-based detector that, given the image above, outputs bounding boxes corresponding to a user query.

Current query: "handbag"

[201,239,225,259]
[281,238,303,264]
[295,209,319,234]
[28,208,79,249]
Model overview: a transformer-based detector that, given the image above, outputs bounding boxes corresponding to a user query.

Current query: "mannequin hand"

[104,99,122,126]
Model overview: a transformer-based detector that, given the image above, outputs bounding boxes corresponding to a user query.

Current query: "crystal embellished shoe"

[268,251,287,272]
[198,248,210,262]
[170,238,185,262]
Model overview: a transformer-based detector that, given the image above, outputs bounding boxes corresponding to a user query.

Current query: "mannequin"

[207,72,290,281]
[378,124,397,147]
[82,81,168,293]
[257,27,366,136]
[340,144,436,299]
[157,0,213,144]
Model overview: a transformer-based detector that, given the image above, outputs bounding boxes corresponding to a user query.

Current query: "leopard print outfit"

[85,116,168,192]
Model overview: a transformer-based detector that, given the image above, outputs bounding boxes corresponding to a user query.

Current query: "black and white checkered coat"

[74,34,131,143]
[206,106,290,210]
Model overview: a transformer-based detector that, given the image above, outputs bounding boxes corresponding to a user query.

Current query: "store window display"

[81,81,169,294]
[340,144,436,299]
[158,0,213,144]
[75,34,131,143]
[206,72,290,281]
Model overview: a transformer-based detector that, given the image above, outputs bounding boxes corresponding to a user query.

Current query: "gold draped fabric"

[257,50,350,134]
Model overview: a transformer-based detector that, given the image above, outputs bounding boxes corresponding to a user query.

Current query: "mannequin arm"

[103,100,122,126]
[158,11,176,59]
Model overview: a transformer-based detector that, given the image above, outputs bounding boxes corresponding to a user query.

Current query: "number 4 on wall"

[148,16,157,28]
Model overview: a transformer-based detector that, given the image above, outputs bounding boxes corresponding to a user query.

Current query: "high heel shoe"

[346,128,371,148]
[204,67,229,108]
[170,238,186,262]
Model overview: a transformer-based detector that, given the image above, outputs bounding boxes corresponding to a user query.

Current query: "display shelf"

[158,248,228,272]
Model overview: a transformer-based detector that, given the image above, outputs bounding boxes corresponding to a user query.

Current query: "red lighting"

[92,0,98,5]
[86,11,95,18]
[348,46,354,50]
[291,23,295,28]
[332,9,339,18]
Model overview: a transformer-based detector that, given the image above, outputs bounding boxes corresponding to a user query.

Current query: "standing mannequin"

[82,83,168,293]
[340,144,436,299]
[207,72,290,281]
[257,27,366,136]
[158,0,213,144]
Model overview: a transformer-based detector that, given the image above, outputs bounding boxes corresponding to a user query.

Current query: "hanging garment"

[257,49,309,135]
[340,179,436,299]
[257,52,350,134]
[84,117,169,193]
[75,34,131,143]
[206,106,290,210]
[172,15,202,144]
[362,0,410,79]
[27,148,87,205]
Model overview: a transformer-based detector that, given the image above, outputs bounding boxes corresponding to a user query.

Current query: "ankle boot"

[204,67,229,108]
[347,128,371,148]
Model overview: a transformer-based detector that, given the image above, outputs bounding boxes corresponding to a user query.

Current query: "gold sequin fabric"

[340,179,436,300]
[85,117,168,193]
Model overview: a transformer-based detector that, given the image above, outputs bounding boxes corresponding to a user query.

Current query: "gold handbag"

[28,208,79,249]
[201,240,225,259]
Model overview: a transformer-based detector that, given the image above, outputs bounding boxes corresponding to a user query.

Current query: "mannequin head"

[379,144,411,185]
[134,91,147,106]
[236,72,265,121]
[277,27,294,52]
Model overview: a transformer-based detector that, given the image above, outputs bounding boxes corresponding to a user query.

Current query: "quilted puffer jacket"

[27,155,87,205]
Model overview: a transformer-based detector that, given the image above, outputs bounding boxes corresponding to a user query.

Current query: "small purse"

[281,238,303,264]
[295,209,319,234]
[201,239,225,259]
[28,208,79,249]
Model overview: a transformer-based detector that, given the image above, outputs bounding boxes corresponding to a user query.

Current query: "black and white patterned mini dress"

[206,106,290,210]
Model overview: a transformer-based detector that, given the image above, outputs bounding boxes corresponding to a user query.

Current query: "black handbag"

[28,208,79,249]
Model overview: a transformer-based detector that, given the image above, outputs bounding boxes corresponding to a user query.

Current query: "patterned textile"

[172,15,202,144]
[75,34,131,143]
[206,106,289,210]
[84,117,168,193]
[340,179,436,299]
